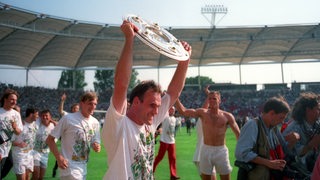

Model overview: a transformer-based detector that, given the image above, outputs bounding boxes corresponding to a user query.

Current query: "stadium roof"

[1,3,320,71]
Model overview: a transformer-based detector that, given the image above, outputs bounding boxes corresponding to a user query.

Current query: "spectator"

[174,115,182,137]
[185,117,192,135]
[190,117,196,129]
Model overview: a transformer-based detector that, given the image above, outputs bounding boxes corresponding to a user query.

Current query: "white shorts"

[194,160,216,175]
[33,150,49,168]
[199,144,232,175]
[12,150,34,174]
[59,161,87,179]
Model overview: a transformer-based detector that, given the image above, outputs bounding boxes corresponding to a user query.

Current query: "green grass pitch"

[4,126,238,180]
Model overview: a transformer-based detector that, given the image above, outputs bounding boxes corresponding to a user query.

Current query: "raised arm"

[58,93,66,116]
[201,85,211,109]
[175,98,198,118]
[166,41,191,107]
[112,21,138,113]
[204,85,210,96]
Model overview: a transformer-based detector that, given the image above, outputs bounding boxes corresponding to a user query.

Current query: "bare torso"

[200,109,231,146]
[175,96,240,147]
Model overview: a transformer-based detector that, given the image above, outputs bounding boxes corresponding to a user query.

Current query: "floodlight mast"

[201,4,228,27]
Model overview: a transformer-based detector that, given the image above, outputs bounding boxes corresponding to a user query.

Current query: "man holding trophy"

[102,17,191,180]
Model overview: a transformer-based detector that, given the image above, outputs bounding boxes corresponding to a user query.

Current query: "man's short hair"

[263,96,290,114]
[25,107,39,117]
[129,80,162,104]
[80,91,98,102]
[208,91,221,97]
[40,109,51,116]
[71,103,79,110]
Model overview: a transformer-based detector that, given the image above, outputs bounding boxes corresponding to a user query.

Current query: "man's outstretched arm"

[175,98,198,118]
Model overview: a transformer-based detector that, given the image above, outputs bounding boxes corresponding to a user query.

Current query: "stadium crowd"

[0,83,111,120]
[0,82,318,121]
[1,82,320,179]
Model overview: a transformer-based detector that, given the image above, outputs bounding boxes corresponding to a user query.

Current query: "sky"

[1,0,320,90]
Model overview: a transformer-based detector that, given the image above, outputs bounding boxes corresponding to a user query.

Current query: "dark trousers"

[1,150,13,179]
[237,168,248,180]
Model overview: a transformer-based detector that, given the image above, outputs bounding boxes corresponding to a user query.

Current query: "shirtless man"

[175,90,240,180]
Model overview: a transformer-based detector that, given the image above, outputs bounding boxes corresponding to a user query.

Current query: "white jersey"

[102,94,170,180]
[11,120,37,173]
[0,108,23,158]
[160,115,176,144]
[34,119,55,153]
[61,111,69,117]
[50,111,100,178]
[12,121,37,153]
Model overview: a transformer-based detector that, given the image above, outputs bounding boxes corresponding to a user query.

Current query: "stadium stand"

[1,82,319,124]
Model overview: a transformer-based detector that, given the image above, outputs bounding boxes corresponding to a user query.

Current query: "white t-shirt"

[34,119,55,153]
[61,111,68,117]
[11,120,37,173]
[160,115,176,144]
[12,120,37,153]
[102,94,170,180]
[0,108,23,158]
[50,111,101,178]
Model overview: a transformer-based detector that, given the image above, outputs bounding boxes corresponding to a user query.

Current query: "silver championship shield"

[124,14,190,61]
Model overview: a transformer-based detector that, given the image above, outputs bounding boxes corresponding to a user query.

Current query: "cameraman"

[0,89,23,179]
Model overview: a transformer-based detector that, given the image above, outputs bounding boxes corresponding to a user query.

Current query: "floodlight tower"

[201,4,228,27]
